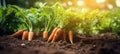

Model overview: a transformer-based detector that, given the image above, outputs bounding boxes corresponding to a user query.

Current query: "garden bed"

[0,32,120,54]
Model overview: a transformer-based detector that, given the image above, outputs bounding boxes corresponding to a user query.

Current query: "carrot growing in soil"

[28,31,34,41]
[10,30,24,37]
[22,31,28,40]
[52,28,62,42]
[47,28,58,42]
[68,30,73,44]
[49,3,69,43]
[26,15,34,41]
[11,5,34,41]
[43,31,48,38]
[20,11,34,41]
[41,6,55,39]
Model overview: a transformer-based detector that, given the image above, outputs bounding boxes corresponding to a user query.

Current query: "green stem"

[10,5,33,32]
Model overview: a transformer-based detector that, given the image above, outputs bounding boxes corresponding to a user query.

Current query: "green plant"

[0,5,24,35]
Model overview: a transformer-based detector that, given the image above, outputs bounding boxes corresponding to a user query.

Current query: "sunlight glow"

[116,0,120,7]
[62,3,67,7]
[96,0,105,3]
[77,0,84,6]
[81,8,85,12]
[68,1,72,6]
[107,4,113,9]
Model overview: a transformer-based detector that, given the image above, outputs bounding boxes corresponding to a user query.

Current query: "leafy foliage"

[0,5,24,35]
[0,3,120,37]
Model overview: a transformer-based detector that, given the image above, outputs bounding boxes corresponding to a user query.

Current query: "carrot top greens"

[0,3,120,36]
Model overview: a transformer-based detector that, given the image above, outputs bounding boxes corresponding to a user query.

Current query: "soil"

[0,32,120,54]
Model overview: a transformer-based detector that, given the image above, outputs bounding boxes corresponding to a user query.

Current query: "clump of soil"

[0,32,120,54]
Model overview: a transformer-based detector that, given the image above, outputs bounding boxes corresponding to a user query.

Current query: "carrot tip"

[68,31,74,44]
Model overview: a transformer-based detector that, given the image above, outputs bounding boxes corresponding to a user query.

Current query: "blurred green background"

[1,0,120,10]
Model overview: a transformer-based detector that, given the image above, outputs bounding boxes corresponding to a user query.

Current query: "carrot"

[47,28,58,42]
[43,31,48,39]
[52,28,62,42]
[22,31,28,40]
[28,31,34,41]
[62,30,66,41]
[10,30,24,37]
[68,30,73,44]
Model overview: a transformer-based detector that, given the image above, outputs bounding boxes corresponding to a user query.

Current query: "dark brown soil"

[0,32,120,54]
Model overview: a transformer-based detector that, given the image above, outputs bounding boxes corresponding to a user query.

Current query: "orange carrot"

[68,30,73,44]
[22,31,28,40]
[52,28,62,42]
[47,28,58,42]
[62,30,66,41]
[10,30,24,37]
[28,31,34,41]
[43,31,48,39]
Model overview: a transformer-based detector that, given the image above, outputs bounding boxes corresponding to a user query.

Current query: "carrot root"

[47,28,58,42]
[43,31,48,39]
[52,28,62,42]
[10,30,24,37]
[68,30,73,44]
[22,31,28,40]
[28,31,34,41]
